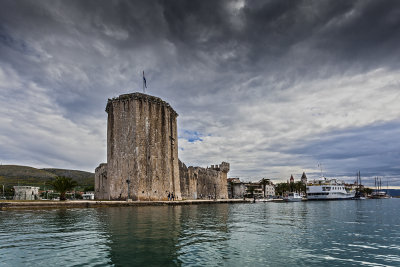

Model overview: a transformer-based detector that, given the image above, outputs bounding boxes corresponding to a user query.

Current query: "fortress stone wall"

[94,163,108,199]
[95,92,228,201]
[179,160,229,199]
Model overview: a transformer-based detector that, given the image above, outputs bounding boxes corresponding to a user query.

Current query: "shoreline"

[0,199,252,210]
[2,198,396,210]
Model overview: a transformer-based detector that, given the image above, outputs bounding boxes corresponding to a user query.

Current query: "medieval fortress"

[95,93,229,200]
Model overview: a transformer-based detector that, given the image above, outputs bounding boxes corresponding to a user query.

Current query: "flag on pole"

[143,71,147,90]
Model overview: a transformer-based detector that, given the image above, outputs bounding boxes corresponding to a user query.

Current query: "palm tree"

[275,182,289,196]
[260,178,270,198]
[51,176,78,201]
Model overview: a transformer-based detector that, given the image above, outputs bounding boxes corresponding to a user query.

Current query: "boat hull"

[284,198,302,202]
[306,195,355,200]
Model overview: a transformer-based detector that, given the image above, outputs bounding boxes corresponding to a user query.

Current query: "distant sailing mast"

[372,176,389,199]
[318,162,324,178]
[355,171,364,199]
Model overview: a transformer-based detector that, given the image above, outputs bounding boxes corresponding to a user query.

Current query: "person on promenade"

[167,192,170,201]
[171,192,174,201]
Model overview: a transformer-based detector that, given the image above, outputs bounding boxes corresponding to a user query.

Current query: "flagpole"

[142,71,145,93]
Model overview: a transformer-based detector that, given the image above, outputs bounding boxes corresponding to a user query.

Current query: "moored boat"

[284,192,302,202]
[306,177,355,200]
[370,191,390,199]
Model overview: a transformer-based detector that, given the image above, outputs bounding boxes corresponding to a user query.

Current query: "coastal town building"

[263,182,275,197]
[82,192,95,200]
[13,186,39,200]
[301,172,307,184]
[95,93,229,200]
[227,178,275,199]
[245,182,264,198]
[227,178,246,199]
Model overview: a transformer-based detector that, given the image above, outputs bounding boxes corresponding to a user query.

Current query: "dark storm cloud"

[0,0,399,185]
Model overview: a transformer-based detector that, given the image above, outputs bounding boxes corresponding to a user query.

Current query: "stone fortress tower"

[95,92,229,201]
[96,93,180,200]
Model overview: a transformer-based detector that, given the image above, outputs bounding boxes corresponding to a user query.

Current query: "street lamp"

[214,184,217,200]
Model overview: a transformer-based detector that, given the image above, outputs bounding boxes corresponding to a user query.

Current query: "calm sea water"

[1,199,399,266]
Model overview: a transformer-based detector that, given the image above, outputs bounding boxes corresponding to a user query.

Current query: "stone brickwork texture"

[95,163,108,199]
[95,92,229,200]
[179,160,229,199]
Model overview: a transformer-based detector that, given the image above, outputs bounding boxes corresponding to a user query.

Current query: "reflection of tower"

[301,172,307,184]
[96,92,181,200]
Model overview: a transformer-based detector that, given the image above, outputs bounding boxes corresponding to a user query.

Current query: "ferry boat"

[284,192,302,202]
[306,177,355,200]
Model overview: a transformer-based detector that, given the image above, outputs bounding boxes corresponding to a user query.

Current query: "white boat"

[255,198,273,202]
[306,177,355,200]
[370,191,390,199]
[284,192,302,202]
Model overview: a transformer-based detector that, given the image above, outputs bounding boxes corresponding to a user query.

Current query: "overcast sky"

[1,0,399,186]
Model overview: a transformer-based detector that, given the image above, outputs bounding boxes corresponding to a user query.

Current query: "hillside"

[42,168,94,186]
[0,165,94,189]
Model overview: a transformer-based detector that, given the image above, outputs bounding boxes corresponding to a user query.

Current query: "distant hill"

[0,165,94,189]
[387,189,400,197]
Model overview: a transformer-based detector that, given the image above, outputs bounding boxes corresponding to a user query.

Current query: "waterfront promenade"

[0,199,251,210]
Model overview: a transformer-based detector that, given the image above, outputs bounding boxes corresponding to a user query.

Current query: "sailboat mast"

[387,180,389,195]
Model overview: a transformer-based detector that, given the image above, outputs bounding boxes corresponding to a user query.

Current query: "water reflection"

[99,204,232,266]
[0,209,113,266]
[1,200,400,266]
[102,206,183,266]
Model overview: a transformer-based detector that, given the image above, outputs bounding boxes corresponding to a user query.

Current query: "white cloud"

[178,67,400,183]
[0,65,106,171]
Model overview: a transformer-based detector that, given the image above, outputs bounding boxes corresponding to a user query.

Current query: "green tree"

[84,185,95,192]
[260,178,269,198]
[51,176,78,201]
[293,181,306,194]
[362,187,373,196]
[275,182,289,196]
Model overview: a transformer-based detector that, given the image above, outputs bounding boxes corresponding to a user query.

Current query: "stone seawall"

[0,199,249,210]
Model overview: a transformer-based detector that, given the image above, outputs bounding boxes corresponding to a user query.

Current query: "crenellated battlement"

[219,162,230,173]
[105,92,178,116]
[209,162,230,173]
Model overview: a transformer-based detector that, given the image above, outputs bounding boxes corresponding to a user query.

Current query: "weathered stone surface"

[95,92,229,201]
[227,178,246,199]
[95,163,108,199]
[96,93,181,200]
[179,160,229,199]
[13,186,40,200]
